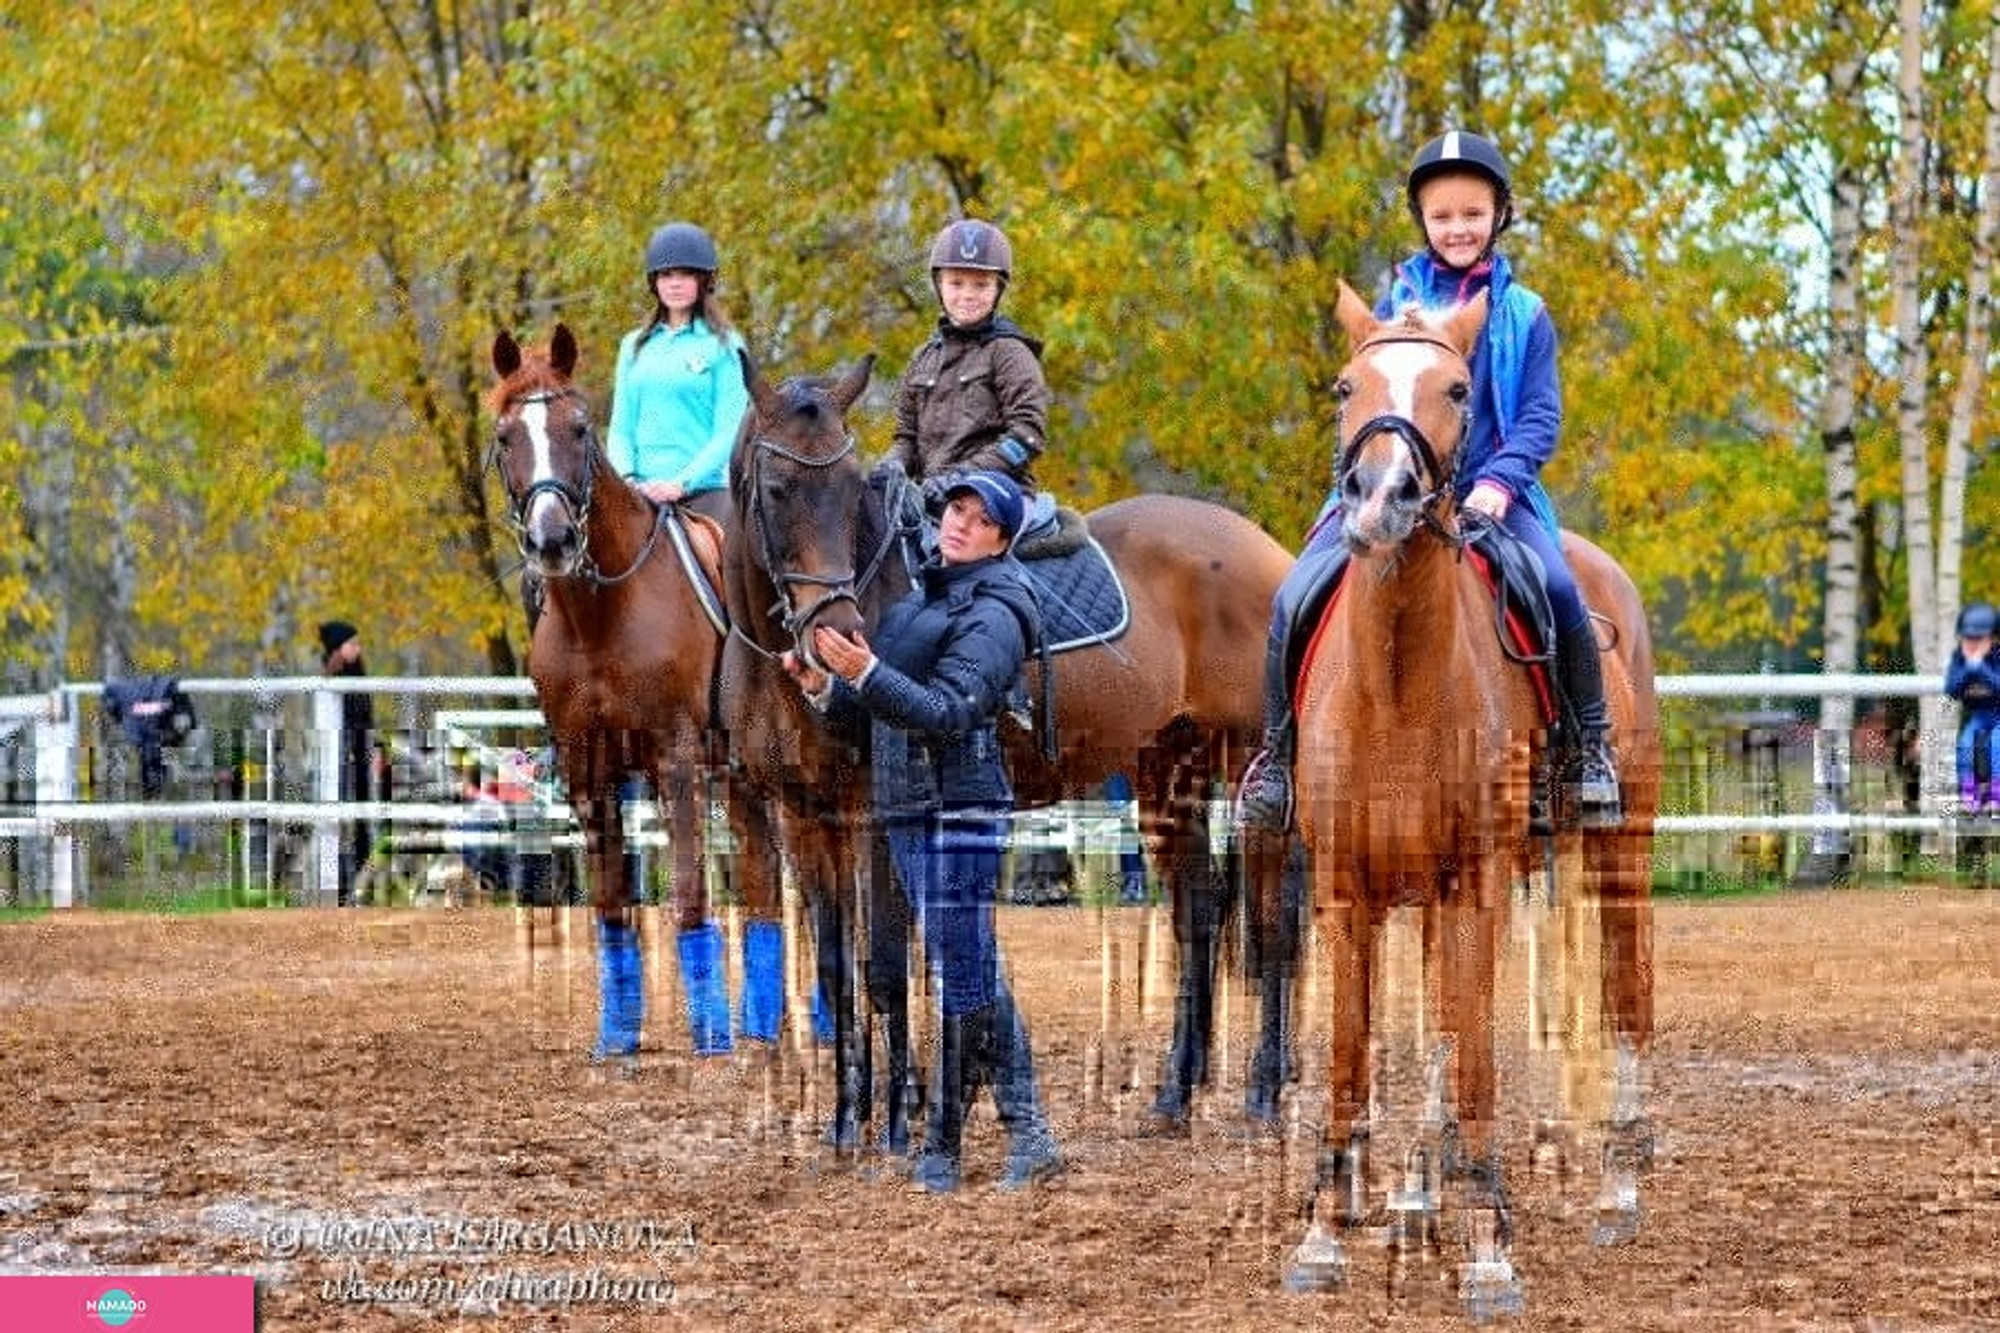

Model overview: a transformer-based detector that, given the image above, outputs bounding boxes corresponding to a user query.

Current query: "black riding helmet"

[643,222,719,283]
[927,219,1013,301]
[1406,130,1515,239]
[1960,601,1998,638]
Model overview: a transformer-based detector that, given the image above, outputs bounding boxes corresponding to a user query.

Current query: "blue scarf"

[1387,252,1560,537]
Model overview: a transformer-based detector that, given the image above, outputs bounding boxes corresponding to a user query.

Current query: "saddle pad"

[666,507,730,636]
[1295,552,1556,724]
[1017,538,1130,653]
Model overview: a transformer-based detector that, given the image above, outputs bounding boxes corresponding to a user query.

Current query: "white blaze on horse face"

[1347,340,1437,529]
[519,399,565,541]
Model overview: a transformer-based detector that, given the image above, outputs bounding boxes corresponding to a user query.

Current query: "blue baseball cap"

[943,470,1026,540]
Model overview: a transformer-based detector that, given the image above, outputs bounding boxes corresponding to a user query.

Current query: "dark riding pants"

[885,812,1009,1018]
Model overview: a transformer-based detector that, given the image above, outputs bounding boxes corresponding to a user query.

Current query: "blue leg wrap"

[811,980,838,1047]
[739,919,785,1044]
[677,921,734,1056]
[593,918,643,1059]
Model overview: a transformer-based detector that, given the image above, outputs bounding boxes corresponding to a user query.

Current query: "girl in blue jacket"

[1235,130,1621,834]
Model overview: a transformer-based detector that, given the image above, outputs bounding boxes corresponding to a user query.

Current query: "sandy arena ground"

[2,886,1997,1330]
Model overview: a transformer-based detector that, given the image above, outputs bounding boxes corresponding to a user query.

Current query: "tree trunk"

[1797,32,1867,890]
[1891,0,1947,829]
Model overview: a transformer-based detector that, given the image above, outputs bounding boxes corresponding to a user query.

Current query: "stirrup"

[1233,750,1295,834]
[1575,747,1623,829]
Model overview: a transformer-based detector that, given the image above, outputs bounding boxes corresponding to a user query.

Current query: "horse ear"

[739,346,782,423]
[549,323,579,378]
[830,353,876,412]
[1444,291,1490,358]
[1335,281,1376,349]
[493,330,523,378]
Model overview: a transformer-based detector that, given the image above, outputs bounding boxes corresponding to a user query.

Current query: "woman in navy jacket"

[784,470,1063,1194]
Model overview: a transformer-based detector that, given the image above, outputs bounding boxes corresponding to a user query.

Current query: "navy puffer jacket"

[829,555,1040,819]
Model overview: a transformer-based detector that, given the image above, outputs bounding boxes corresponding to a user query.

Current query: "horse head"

[1330,282,1488,554]
[488,324,597,578]
[731,350,877,667]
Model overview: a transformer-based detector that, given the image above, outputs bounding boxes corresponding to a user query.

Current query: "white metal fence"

[0,672,1980,908]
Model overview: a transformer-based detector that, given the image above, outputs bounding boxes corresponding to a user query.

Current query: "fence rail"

[0,672,1979,908]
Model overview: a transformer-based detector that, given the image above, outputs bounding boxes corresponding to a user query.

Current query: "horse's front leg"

[661,749,730,1056]
[1439,883,1525,1321]
[1283,887,1372,1293]
[1592,839,1655,1246]
[722,769,789,1050]
[569,741,642,1064]
[864,823,917,1156]
[795,814,867,1154]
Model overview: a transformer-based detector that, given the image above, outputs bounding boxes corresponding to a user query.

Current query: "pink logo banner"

[0,1275,255,1332]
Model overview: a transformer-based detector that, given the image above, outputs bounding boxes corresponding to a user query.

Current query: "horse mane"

[1390,302,1444,333]
[484,348,573,417]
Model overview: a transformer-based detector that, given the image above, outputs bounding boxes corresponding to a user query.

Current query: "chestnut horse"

[487,326,732,1060]
[716,352,1298,1152]
[1277,286,1661,1315]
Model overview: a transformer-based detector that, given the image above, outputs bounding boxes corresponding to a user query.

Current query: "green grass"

[85,881,284,914]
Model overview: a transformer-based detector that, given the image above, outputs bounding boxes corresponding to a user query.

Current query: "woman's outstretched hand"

[813,626,875,683]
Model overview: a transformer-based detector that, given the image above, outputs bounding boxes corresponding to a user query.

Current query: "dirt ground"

[2,886,1997,1331]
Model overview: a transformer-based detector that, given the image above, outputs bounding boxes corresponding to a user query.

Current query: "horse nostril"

[1395,472,1420,504]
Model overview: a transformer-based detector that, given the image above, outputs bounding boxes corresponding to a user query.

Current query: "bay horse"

[1277,284,1661,1315]
[487,325,733,1061]
[716,351,1299,1153]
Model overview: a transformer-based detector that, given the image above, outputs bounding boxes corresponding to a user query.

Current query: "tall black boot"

[983,984,1063,1191]
[1558,623,1623,828]
[912,1011,973,1194]
[1233,631,1298,834]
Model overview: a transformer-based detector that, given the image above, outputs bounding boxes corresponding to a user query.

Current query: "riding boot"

[912,1011,972,1194]
[1233,632,1298,834]
[984,984,1064,1191]
[1557,623,1623,828]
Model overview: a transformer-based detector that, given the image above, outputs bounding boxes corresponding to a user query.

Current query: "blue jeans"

[1957,714,2000,790]
[886,812,1009,1017]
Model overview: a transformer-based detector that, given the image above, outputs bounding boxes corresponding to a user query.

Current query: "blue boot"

[739,919,785,1044]
[593,917,644,1060]
[677,921,733,1056]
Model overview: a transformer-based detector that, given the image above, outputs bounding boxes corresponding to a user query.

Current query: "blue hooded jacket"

[1381,251,1562,538]
[827,555,1040,818]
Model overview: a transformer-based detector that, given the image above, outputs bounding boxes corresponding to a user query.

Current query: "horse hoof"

[1281,1230,1348,1293]
[1459,1261,1525,1322]
[1591,1199,1642,1247]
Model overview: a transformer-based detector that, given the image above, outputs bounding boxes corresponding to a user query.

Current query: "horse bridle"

[491,386,666,586]
[744,429,863,644]
[1334,331,1472,544]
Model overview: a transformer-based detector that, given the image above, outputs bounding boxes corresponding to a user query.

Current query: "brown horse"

[487,325,734,1060]
[716,352,1299,1152]
[1277,286,1661,1315]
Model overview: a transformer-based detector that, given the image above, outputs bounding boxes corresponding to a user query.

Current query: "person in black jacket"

[319,620,377,906]
[783,470,1063,1195]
